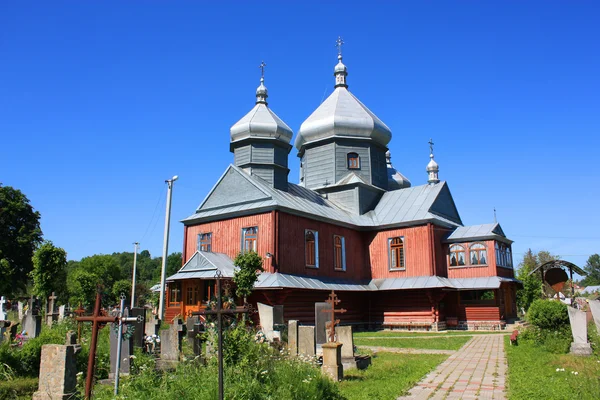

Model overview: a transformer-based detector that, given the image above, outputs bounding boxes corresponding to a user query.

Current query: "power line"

[140,184,167,244]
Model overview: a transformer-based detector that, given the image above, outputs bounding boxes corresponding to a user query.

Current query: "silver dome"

[386,151,411,190]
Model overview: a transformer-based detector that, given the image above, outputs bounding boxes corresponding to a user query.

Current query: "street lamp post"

[130,242,139,309]
[158,175,178,321]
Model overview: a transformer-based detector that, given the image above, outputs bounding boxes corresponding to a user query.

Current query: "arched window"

[470,243,487,265]
[333,235,346,271]
[305,230,319,267]
[449,244,466,267]
[242,227,258,252]
[347,152,360,169]
[389,237,405,270]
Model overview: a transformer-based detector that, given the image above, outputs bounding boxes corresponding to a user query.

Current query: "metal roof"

[529,260,586,277]
[256,272,377,291]
[582,285,600,294]
[166,251,236,281]
[445,223,511,244]
[182,164,463,230]
[230,102,293,144]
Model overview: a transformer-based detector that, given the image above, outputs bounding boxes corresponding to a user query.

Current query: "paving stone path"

[362,346,455,355]
[397,335,506,400]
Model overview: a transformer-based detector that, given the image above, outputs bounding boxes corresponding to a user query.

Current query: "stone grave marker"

[567,306,592,356]
[33,332,81,400]
[129,307,145,348]
[158,319,184,369]
[0,296,7,321]
[23,307,42,339]
[589,300,600,334]
[288,320,299,356]
[46,292,58,326]
[335,325,354,359]
[258,303,275,341]
[298,325,315,357]
[109,321,133,378]
[18,301,24,320]
[58,305,66,322]
[315,302,331,353]
[186,315,204,356]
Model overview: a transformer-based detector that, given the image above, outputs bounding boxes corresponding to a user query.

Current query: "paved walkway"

[362,346,455,355]
[397,335,507,400]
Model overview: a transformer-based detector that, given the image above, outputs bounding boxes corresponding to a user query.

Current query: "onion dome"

[294,42,392,150]
[230,75,293,144]
[427,139,440,185]
[386,151,411,190]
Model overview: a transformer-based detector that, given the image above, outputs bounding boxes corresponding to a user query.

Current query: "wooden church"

[164,47,519,330]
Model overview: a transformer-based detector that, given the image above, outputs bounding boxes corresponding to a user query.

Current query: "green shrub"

[588,321,600,357]
[0,377,38,400]
[520,324,572,354]
[527,299,569,330]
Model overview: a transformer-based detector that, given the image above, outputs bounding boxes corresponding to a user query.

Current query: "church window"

[168,282,182,306]
[242,227,258,252]
[388,237,405,270]
[347,152,360,169]
[470,243,487,265]
[333,235,346,271]
[305,230,319,268]
[507,247,513,268]
[197,232,212,252]
[449,244,466,267]
[186,285,199,305]
[460,290,495,304]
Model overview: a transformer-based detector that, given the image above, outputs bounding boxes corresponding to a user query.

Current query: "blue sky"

[2,1,599,274]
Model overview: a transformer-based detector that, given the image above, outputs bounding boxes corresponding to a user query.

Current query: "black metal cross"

[336,36,344,56]
[429,138,434,154]
[190,270,252,400]
[259,61,266,78]
[322,290,346,343]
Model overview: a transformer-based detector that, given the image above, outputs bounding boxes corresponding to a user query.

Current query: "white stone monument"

[567,306,592,356]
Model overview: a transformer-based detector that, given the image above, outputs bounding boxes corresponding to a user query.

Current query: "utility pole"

[130,242,139,309]
[158,175,178,321]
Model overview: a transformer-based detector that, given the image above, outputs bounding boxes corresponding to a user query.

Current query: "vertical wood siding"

[184,212,275,272]
[278,213,369,279]
[367,225,434,278]
[446,240,515,279]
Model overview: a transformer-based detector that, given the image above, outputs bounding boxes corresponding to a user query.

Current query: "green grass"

[0,377,38,400]
[354,330,504,338]
[505,336,600,400]
[354,336,471,350]
[339,352,447,400]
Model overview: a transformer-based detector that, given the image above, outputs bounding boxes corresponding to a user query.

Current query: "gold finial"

[336,36,344,58]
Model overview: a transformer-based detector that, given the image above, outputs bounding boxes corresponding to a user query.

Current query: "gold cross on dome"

[336,36,344,56]
[259,61,266,78]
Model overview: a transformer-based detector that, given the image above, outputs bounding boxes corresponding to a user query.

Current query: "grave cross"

[191,270,252,400]
[46,292,58,326]
[0,296,7,321]
[113,294,143,396]
[322,290,346,343]
[76,290,118,399]
[73,303,86,341]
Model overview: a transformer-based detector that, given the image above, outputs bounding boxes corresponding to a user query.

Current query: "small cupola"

[427,138,440,185]
[386,151,411,190]
[229,61,293,191]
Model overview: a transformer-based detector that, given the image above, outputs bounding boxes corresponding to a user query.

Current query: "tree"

[30,241,68,304]
[112,279,132,303]
[66,254,122,305]
[581,254,600,287]
[0,184,43,297]
[233,251,264,302]
[516,249,559,312]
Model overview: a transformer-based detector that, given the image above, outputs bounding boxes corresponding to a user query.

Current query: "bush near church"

[520,299,572,354]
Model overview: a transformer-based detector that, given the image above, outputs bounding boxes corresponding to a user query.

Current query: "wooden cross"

[76,290,118,399]
[336,36,344,56]
[322,290,346,343]
[191,270,252,400]
[259,61,266,79]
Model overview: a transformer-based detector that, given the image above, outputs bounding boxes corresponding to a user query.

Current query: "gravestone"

[0,296,7,321]
[23,310,42,339]
[46,293,58,326]
[288,320,299,356]
[18,301,24,320]
[257,302,276,341]
[321,342,343,381]
[186,315,204,356]
[58,305,66,322]
[315,302,331,354]
[144,309,158,337]
[567,306,592,356]
[109,321,133,378]
[33,332,80,400]
[589,300,600,334]
[335,326,354,359]
[129,307,145,348]
[298,325,315,357]
[158,319,184,369]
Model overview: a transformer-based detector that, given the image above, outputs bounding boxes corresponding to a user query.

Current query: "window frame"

[305,229,319,268]
[449,244,466,267]
[333,235,346,271]
[469,242,488,266]
[186,285,199,305]
[168,282,182,306]
[347,152,360,170]
[241,226,258,253]
[197,232,213,252]
[388,236,406,271]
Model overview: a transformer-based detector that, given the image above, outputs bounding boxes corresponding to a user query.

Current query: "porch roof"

[255,272,377,291]
[166,250,236,281]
